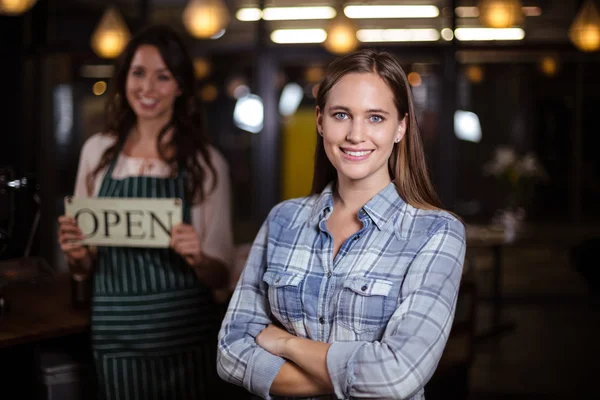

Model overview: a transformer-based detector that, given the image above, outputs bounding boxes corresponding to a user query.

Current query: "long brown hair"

[312,49,444,211]
[87,25,216,204]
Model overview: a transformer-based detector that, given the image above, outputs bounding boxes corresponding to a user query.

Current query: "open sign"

[64,197,182,248]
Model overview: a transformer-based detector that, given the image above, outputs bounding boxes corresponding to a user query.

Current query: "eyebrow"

[328,105,390,115]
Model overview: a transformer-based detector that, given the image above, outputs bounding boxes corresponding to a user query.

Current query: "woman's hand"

[57,216,89,264]
[256,324,295,358]
[170,223,203,267]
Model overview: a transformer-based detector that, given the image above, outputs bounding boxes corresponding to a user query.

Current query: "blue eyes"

[333,112,384,123]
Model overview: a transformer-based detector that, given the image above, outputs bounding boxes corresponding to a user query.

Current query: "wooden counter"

[0,273,90,349]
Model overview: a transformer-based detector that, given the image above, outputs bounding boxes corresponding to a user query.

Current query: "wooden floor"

[467,244,600,399]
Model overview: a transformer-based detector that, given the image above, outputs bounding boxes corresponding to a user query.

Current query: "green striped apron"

[91,154,220,400]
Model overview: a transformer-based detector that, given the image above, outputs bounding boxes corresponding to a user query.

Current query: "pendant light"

[90,6,131,59]
[478,0,523,28]
[183,0,230,39]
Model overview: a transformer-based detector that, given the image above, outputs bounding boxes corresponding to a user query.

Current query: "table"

[0,273,90,349]
[466,223,600,342]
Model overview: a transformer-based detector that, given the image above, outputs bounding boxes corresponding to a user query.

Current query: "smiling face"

[125,45,181,123]
[316,72,406,189]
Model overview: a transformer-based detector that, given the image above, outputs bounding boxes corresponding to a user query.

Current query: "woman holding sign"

[57,25,234,399]
[217,50,466,399]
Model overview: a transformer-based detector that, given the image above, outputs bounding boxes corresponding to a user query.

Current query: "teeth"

[344,150,372,157]
[140,97,157,105]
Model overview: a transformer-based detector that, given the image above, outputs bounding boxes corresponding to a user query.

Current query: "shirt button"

[361,284,368,291]
[359,209,366,216]
[319,317,325,324]
[327,271,332,278]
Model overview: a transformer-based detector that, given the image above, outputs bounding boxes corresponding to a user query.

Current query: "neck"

[135,114,172,142]
[334,174,392,213]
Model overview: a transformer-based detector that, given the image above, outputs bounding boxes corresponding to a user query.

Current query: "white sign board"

[64,197,182,248]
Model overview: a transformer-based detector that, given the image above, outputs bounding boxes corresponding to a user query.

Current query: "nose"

[346,120,366,143]
[141,76,155,93]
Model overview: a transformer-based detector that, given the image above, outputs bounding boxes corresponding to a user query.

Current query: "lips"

[340,147,374,160]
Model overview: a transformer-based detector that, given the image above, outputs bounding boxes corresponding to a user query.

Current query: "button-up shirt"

[217,182,466,399]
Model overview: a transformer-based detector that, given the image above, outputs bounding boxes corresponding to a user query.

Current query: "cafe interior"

[1,0,599,398]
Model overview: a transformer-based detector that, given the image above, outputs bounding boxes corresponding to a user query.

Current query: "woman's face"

[317,72,406,188]
[125,45,181,123]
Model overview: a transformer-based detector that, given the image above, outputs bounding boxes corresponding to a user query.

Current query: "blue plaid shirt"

[217,182,466,399]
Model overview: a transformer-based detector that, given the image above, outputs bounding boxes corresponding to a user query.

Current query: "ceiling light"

[344,5,439,19]
[455,27,525,41]
[357,29,440,42]
[271,29,327,44]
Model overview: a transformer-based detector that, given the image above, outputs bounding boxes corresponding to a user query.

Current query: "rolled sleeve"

[217,205,286,398]
[244,346,287,399]
[326,218,466,399]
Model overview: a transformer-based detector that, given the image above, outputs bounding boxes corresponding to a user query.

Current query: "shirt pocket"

[263,270,304,324]
[338,277,396,334]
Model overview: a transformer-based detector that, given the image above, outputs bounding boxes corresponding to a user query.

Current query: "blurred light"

[454,110,482,143]
[80,64,114,78]
[53,85,74,146]
[237,7,335,21]
[279,83,304,117]
[193,58,211,79]
[93,81,107,96]
[183,0,230,39]
[441,28,454,41]
[456,5,540,18]
[0,0,36,15]
[200,84,219,102]
[305,66,325,83]
[236,8,262,21]
[211,29,226,39]
[455,7,480,18]
[569,0,600,52]
[325,15,358,53]
[233,85,250,99]
[344,5,439,19]
[466,65,484,83]
[540,56,559,77]
[522,6,542,17]
[478,0,523,28]
[455,27,525,41]
[407,72,422,87]
[264,7,336,20]
[90,6,131,59]
[357,29,439,42]
[226,77,248,98]
[234,94,264,134]
[271,29,327,44]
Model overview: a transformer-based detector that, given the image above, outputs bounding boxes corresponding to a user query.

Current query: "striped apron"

[91,154,220,400]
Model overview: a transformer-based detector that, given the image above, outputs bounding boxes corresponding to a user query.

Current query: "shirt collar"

[309,183,334,224]
[309,182,404,230]
[361,182,405,230]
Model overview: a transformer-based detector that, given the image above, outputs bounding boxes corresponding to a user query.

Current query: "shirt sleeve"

[73,135,103,197]
[326,218,466,399]
[217,206,286,399]
[191,149,235,269]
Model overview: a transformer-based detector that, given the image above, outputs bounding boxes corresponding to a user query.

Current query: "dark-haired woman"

[57,25,234,399]
[217,49,465,400]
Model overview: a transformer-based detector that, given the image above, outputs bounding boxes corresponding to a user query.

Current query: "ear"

[395,114,408,142]
[315,106,324,135]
